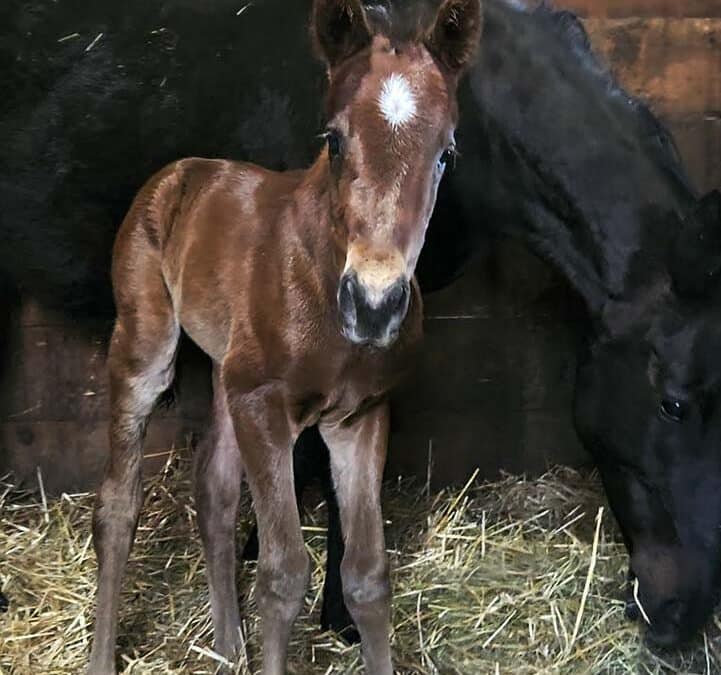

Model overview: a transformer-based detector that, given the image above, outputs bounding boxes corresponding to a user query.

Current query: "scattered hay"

[1,449,720,674]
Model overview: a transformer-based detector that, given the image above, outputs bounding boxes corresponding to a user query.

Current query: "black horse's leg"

[241,426,324,561]
[319,457,359,644]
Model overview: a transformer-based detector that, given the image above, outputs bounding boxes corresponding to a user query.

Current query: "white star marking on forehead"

[377,73,416,130]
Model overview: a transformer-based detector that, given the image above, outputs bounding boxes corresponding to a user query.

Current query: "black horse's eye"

[326,131,342,159]
[660,399,689,423]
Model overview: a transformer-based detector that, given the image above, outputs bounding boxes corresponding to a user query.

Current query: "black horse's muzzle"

[625,561,719,649]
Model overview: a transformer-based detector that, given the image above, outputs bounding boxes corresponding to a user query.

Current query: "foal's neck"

[286,154,344,289]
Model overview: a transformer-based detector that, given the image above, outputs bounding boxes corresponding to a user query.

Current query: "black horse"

[2,0,721,650]
[455,1,721,648]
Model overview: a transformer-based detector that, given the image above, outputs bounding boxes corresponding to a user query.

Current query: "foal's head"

[312,0,482,347]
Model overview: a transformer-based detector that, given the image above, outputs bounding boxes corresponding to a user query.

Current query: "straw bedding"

[2,448,720,674]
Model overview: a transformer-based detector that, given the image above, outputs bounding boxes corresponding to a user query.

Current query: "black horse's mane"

[365,0,694,197]
[530,0,694,196]
[364,0,687,177]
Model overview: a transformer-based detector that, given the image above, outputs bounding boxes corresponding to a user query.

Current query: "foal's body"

[88,0,481,672]
[96,155,417,671]
[135,157,422,378]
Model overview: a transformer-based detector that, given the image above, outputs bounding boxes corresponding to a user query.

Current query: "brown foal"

[87,0,481,672]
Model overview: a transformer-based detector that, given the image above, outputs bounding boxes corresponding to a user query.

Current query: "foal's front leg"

[319,402,393,675]
[223,371,310,675]
[241,427,326,562]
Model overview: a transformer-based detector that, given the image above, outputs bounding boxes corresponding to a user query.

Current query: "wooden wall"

[1,0,720,493]
[579,2,721,194]
[563,0,721,19]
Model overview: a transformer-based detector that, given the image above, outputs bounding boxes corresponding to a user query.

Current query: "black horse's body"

[2,0,721,648]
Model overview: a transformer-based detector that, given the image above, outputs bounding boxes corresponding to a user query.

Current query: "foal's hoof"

[0,592,8,612]
[321,604,361,645]
[241,526,259,561]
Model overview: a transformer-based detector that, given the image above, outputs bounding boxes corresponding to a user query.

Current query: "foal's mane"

[362,0,440,44]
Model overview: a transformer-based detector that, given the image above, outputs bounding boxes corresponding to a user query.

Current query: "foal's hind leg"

[88,262,179,674]
[195,367,243,660]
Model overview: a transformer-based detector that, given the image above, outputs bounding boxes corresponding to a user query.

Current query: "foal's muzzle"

[338,271,410,348]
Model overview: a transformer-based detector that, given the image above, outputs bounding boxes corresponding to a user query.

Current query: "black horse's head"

[574,190,721,647]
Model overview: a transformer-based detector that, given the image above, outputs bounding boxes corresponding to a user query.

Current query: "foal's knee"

[93,468,143,528]
[256,549,311,620]
[341,552,390,615]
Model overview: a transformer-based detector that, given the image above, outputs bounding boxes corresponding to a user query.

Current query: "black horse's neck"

[451,0,697,315]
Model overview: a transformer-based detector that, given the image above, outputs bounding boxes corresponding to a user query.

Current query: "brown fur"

[87,1,481,673]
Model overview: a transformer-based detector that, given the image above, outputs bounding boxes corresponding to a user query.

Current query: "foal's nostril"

[338,273,358,321]
[384,278,410,315]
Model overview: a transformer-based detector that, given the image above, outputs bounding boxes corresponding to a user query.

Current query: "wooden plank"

[558,0,721,18]
[0,418,190,494]
[585,18,721,116]
[0,299,26,419]
[388,410,586,488]
[389,241,587,487]
[666,114,721,192]
[20,326,108,422]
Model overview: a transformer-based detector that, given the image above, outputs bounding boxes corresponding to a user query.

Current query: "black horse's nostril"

[644,598,691,649]
[625,597,640,621]
[661,599,685,627]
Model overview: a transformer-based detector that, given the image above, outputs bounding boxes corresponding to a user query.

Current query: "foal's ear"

[312,0,372,69]
[425,0,483,74]
[670,190,721,297]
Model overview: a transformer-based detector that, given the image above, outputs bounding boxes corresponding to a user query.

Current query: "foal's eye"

[438,146,457,171]
[326,131,342,160]
[660,399,689,423]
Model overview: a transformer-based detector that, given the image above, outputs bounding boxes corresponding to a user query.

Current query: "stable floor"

[1,450,719,674]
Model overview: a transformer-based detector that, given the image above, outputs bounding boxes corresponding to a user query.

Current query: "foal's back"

[114,157,321,364]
